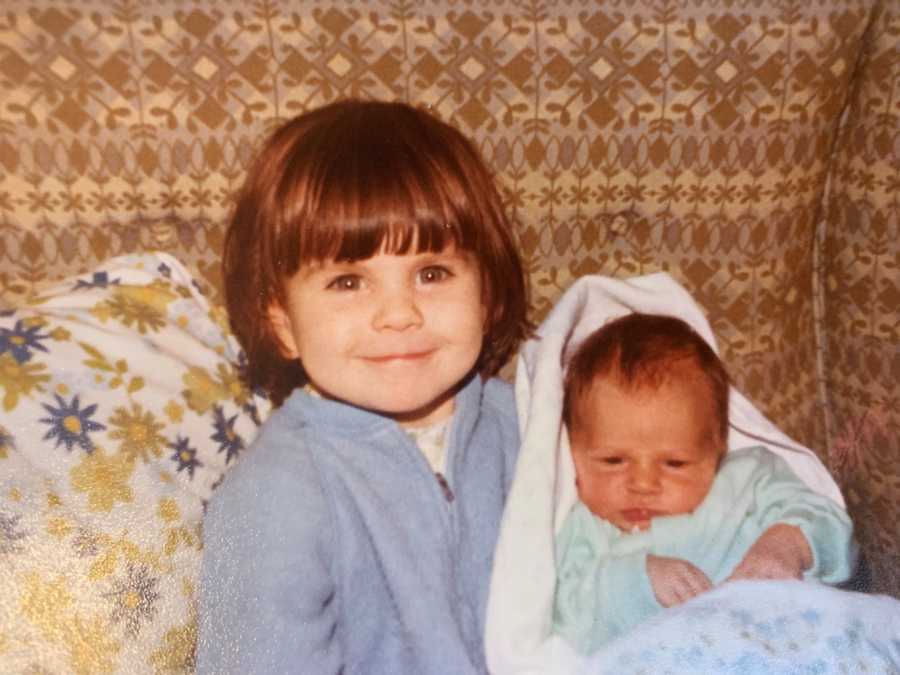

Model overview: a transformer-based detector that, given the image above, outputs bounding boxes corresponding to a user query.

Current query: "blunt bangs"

[270,104,481,279]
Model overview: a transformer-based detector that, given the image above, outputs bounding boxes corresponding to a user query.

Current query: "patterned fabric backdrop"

[1,0,897,598]
[824,4,899,598]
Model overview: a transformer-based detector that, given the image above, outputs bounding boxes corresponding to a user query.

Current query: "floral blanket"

[0,254,268,673]
[581,580,900,674]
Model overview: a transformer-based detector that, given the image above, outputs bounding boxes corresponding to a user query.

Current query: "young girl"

[196,99,530,674]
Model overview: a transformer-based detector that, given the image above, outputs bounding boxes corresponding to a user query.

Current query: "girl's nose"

[372,288,424,331]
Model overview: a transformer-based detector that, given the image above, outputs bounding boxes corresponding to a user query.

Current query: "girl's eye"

[665,459,687,468]
[601,456,623,466]
[418,266,451,284]
[326,275,362,291]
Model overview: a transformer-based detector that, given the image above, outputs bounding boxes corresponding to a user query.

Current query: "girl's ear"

[267,303,301,360]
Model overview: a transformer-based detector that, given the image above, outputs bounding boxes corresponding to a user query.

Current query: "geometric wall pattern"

[1,0,897,594]
[824,3,900,597]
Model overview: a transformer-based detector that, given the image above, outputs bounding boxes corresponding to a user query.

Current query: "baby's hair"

[562,313,730,445]
[224,99,531,405]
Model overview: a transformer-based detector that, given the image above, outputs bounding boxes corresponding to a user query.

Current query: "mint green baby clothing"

[552,445,857,653]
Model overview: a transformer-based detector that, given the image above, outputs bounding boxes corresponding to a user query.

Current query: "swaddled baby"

[553,312,857,652]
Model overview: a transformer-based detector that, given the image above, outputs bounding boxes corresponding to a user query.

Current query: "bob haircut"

[224,99,531,406]
[562,313,730,447]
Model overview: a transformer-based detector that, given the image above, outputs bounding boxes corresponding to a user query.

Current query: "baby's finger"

[656,585,680,607]
[682,569,711,597]
[692,568,713,593]
[726,557,759,581]
[726,567,748,582]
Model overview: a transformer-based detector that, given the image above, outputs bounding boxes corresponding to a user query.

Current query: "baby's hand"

[646,554,713,607]
[726,523,812,582]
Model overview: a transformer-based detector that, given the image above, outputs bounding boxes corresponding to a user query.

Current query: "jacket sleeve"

[553,505,659,653]
[196,416,342,674]
[746,447,858,584]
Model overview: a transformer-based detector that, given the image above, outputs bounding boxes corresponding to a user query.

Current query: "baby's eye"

[665,459,688,468]
[600,456,623,465]
[418,266,451,283]
[326,275,362,291]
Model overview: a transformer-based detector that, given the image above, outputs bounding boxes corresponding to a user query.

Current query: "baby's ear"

[267,303,301,360]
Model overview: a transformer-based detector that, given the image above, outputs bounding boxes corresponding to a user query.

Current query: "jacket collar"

[285,372,484,442]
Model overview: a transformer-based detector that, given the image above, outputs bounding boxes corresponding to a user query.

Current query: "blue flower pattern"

[580,581,900,675]
[73,271,121,290]
[0,320,50,363]
[211,405,244,463]
[170,436,202,478]
[39,394,106,453]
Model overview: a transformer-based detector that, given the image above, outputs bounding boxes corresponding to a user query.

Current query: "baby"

[552,312,857,652]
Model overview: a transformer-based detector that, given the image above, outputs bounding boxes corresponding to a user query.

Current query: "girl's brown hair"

[562,313,731,446]
[224,99,531,406]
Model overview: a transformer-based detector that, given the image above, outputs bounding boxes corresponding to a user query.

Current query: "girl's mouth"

[363,349,435,363]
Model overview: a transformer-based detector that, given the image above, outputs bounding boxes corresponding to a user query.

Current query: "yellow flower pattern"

[149,615,198,673]
[181,367,226,415]
[89,283,178,335]
[0,423,12,460]
[70,448,135,513]
[108,405,167,463]
[0,254,269,674]
[0,353,50,411]
[20,572,123,674]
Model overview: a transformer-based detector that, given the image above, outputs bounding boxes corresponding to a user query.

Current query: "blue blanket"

[581,580,900,674]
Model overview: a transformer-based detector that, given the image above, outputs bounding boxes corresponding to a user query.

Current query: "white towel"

[485,272,844,675]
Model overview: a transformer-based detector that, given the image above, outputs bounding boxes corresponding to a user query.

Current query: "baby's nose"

[628,465,661,492]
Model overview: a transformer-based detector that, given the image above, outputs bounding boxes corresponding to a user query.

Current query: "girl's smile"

[362,350,436,363]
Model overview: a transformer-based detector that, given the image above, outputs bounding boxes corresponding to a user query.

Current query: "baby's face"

[569,375,722,532]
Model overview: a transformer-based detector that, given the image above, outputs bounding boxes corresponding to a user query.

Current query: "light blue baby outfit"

[197,375,519,674]
[553,445,857,653]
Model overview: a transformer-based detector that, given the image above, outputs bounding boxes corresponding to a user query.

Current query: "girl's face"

[569,375,722,532]
[269,244,485,427]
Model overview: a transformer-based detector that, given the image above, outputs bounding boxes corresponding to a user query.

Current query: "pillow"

[0,253,269,673]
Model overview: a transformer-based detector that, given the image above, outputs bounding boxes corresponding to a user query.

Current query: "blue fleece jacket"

[196,375,518,674]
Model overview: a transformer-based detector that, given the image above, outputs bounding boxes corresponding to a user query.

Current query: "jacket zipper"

[435,472,455,502]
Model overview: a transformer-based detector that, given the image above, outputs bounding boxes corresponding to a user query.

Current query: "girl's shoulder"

[473,377,520,477]
[480,376,515,417]
[209,392,329,511]
[245,393,317,461]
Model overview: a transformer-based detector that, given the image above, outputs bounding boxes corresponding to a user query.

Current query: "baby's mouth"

[621,508,662,524]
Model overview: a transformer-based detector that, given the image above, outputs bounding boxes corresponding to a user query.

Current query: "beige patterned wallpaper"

[824,3,899,597]
[0,0,877,446]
